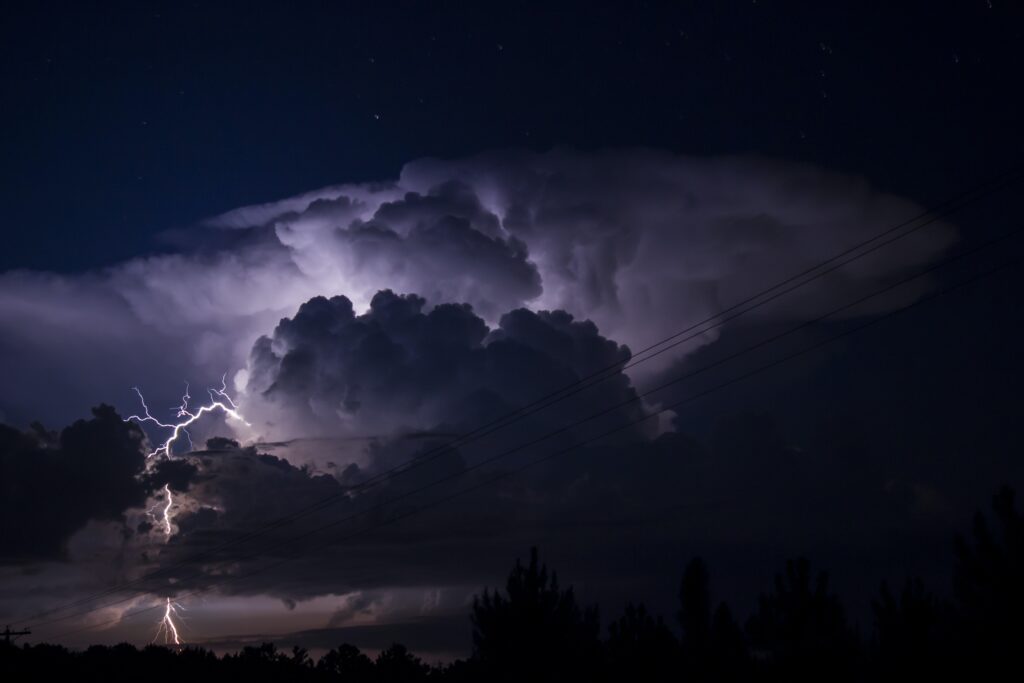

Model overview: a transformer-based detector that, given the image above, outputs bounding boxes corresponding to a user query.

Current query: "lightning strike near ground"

[126,374,250,459]
[153,598,184,646]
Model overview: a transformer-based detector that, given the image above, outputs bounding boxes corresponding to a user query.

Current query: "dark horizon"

[5,485,1023,680]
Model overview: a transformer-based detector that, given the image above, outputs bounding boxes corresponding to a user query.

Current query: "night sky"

[1,0,1023,662]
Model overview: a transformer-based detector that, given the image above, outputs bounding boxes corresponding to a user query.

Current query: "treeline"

[2,486,1022,682]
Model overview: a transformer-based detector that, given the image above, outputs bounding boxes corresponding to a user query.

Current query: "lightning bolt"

[126,373,250,459]
[126,376,242,642]
[153,597,184,647]
[146,484,175,538]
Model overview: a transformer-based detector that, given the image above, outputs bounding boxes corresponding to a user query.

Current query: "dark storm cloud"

[0,295,967,654]
[0,406,151,559]
[121,290,939,620]
[133,292,651,599]
[245,289,640,440]
[148,458,200,493]
[129,402,942,640]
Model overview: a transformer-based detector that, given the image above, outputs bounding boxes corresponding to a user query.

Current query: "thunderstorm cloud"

[0,149,967,652]
[0,149,954,429]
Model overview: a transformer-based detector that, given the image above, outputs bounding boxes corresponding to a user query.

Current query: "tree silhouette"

[226,642,313,682]
[605,602,678,682]
[237,642,283,664]
[290,645,313,670]
[746,557,860,681]
[5,490,1024,683]
[953,485,1024,670]
[678,557,711,656]
[471,546,600,682]
[678,557,750,680]
[871,578,954,680]
[375,643,430,682]
[317,643,375,681]
[708,602,750,680]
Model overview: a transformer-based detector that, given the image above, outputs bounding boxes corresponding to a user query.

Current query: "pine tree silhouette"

[606,602,678,682]
[375,643,430,682]
[746,557,860,681]
[317,643,375,681]
[678,557,750,681]
[471,547,600,682]
[4,489,1023,683]
[953,485,1024,671]
[871,578,954,680]
[679,558,712,657]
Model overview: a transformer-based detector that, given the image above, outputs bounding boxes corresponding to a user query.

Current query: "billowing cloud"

[0,149,955,428]
[112,294,651,600]
[0,406,149,559]
[244,289,641,442]
[2,290,929,608]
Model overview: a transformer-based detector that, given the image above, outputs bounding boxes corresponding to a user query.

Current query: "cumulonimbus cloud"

[0,150,981,652]
[0,148,955,434]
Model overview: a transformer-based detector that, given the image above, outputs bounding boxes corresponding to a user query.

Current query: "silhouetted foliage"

[678,557,751,681]
[746,557,860,681]
[375,643,430,682]
[605,602,678,682]
[708,602,751,680]
[471,546,600,682]
[952,484,1024,672]
[871,578,955,680]
[679,557,712,655]
[317,643,375,681]
[4,488,1024,682]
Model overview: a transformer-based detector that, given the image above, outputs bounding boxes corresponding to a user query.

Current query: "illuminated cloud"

[0,149,955,429]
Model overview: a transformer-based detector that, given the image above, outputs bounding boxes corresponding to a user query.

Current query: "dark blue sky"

[2,1,1020,271]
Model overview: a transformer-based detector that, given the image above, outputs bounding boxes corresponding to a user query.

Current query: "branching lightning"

[128,372,249,651]
[154,597,184,647]
[125,375,246,643]
[126,373,250,459]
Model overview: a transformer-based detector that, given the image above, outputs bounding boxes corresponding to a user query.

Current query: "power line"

[29,226,1022,638]
[2,627,30,644]
[16,165,1022,628]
